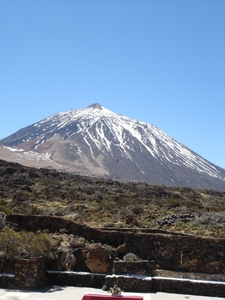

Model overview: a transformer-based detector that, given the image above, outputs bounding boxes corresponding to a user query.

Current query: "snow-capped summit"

[0,104,225,191]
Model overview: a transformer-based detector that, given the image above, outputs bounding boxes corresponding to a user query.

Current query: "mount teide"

[1,103,225,191]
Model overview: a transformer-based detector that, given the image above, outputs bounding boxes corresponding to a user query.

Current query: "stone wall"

[14,257,48,289]
[47,271,225,297]
[155,269,225,282]
[0,274,15,289]
[7,214,225,274]
[152,277,225,297]
[113,261,153,276]
[1,268,225,297]
[47,271,105,288]
[0,257,13,273]
[123,232,225,274]
[105,274,152,293]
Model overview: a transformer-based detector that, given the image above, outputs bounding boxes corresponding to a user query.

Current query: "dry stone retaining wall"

[7,214,225,274]
[113,261,153,276]
[1,264,225,296]
[47,271,105,288]
[152,277,225,297]
[47,271,225,297]
[14,257,48,289]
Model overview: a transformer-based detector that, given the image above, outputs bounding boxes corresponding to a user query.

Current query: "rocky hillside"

[0,159,225,238]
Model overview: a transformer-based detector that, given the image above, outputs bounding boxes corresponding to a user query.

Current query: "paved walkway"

[0,286,224,300]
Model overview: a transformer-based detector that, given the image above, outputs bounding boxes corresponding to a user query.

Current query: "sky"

[0,0,225,169]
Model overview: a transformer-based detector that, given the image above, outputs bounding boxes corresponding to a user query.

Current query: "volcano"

[1,103,225,191]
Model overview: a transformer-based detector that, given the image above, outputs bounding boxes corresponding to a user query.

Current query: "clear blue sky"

[0,0,225,168]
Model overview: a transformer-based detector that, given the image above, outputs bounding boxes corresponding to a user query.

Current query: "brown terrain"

[0,158,225,238]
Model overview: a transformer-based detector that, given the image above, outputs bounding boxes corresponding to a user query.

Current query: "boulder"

[83,243,112,273]
[116,243,128,254]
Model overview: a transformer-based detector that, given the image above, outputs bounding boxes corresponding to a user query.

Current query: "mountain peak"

[87,103,103,109]
[0,104,225,191]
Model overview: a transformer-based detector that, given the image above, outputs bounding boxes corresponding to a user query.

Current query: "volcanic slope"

[0,103,225,191]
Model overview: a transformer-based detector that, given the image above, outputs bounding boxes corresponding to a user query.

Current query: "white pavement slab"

[0,286,224,300]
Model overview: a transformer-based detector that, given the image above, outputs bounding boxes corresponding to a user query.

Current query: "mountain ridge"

[1,104,225,191]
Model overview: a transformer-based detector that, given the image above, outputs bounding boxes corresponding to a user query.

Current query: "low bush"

[0,199,8,205]
[123,252,140,261]
[116,197,135,207]
[186,200,201,209]
[0,228,53,259]
[166,198,180,208]
[0,205,13,215]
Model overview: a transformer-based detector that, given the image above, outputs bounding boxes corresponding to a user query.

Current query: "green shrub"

[188,222,199,230]
[102,222,115,228]
[123,252,139,261]
[15,204,43,216]
[0,228,53,259]
[0,199,7,205]
[21,231,53,257]
[97,199,114,210]
[166,198,180,208]
[0,205,13,215]
[30,205,44,215]
[174,221,186,230]
[186,200,201,209]
[116,197,134,207]
[0,228,22,258]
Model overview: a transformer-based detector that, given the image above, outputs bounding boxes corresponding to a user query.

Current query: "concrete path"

[0,286,224,300]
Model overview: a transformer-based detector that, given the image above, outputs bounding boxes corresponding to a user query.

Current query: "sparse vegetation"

[0,205,13,215]
[123,253,140,261]
[166,198,181,208]
[0,228,54,259]
[0,159,225,237]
